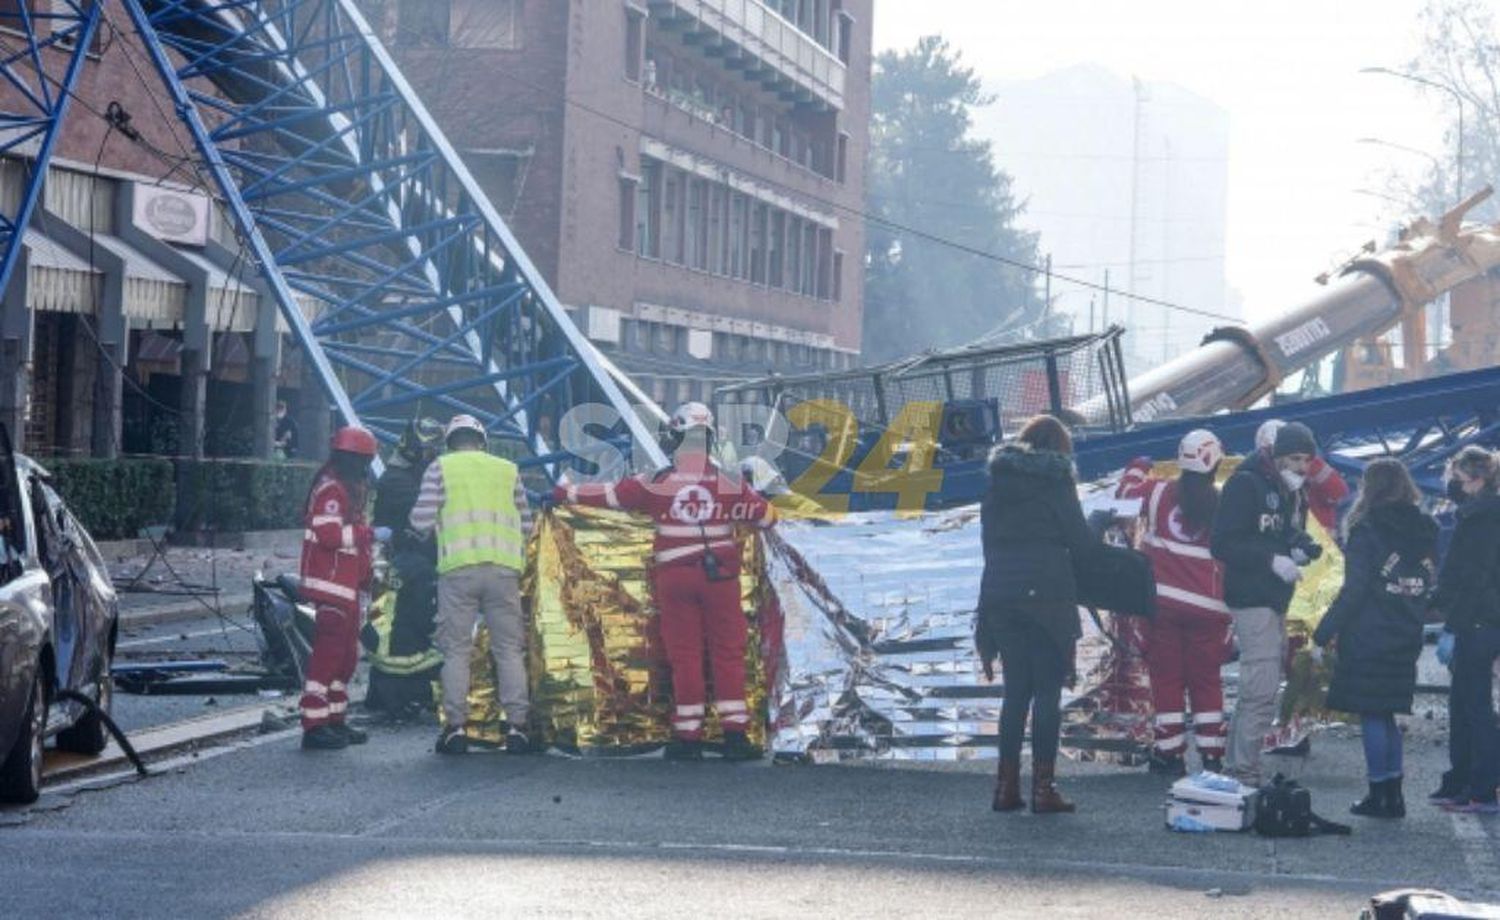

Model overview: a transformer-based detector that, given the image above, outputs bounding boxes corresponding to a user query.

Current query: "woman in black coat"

[975,415,1097,815]
[1313,458,1437,819]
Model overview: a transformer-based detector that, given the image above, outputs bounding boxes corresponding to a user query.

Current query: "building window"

[786,216,803,295]
[836,132,848,184]
[837,11,853,64]
[686,179,705,270]
[662,171,681,264]
[637,159,660,258]
[398,0,449,46]
[708,185,725,275]
[728,193,747,279]
[817,228,833,299]
[768,210,784,288]
[749,203,767,284]
[624,6,644,82]
[618,175,637,251]
[655,324,677,355]
[832,250,844,302]
[450,0,521,50]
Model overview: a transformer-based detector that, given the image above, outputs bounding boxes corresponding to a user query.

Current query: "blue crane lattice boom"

[0,0,665,472]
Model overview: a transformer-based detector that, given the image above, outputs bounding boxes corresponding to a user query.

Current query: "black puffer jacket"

[1433,492,1500,632]
[1210,453,1308,614]
[976,445,1096,660]
[1313,503,1437,715]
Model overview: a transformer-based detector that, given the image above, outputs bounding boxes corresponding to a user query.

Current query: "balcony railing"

[657,0,845,111]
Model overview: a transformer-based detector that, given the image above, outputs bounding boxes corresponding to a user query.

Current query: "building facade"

[0,18,303,460]
[359,0,872,409]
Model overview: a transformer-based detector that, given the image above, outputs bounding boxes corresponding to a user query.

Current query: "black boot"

[1430,771,1468,805]
[1201,755,1224,775]
[1356,780,1386,816]
[1385,776,1406,818]
[301,725,348,751]
[1147,752,1186,777]
[435,726,469,755]
[335,723,368,745]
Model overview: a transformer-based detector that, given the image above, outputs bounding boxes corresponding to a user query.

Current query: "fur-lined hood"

[987,443,1076,484]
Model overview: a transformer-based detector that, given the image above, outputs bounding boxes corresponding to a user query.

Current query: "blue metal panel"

[0,1,102,300]
[122,0,666,472]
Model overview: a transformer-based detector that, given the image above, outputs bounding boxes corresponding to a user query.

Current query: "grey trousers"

[435,563,529,730]
[1225,606,1286,781]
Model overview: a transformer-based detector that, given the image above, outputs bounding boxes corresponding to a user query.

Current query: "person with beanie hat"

[1256,419,1349,531]
[1211,419,1319,784]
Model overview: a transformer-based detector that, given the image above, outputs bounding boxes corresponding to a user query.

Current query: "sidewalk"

[101,531,302,628]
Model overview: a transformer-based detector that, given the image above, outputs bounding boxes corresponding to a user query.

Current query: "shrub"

[174,459,321,533]
[45,457,176,540]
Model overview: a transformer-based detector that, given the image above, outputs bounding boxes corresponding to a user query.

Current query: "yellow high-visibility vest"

[435,451,524,573]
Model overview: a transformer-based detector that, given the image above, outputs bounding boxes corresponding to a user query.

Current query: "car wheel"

[0,671,47,804]
[56,657,112,756]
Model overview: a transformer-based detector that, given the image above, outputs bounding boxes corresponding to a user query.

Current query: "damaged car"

[0,424,120,804]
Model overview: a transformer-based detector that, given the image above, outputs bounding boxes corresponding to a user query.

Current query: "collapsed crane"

[0,0,666,474]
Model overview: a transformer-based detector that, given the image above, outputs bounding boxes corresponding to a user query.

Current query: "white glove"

[1290,547,1311,566]
[1271,554,1302,584]
[1308,645,1324,666]
[373,526,393,543]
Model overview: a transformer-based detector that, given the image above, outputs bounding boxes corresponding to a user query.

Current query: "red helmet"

[330,426,378,457]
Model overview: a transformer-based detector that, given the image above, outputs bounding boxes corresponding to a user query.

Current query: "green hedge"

[46,457,177,540]
[174,460,320,533]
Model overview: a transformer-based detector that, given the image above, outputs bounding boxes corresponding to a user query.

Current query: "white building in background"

[973,64,1237,375]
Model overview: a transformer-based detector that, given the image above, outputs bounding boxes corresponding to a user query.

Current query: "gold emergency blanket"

[461,505,771,753]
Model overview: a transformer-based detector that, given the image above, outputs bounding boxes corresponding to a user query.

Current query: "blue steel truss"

[119,0,665,471]
[0,1,102,300]
[1073,364,1500,496]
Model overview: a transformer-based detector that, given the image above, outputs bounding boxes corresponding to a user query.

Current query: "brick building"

[0,13,298,460]
[359,0,872,409]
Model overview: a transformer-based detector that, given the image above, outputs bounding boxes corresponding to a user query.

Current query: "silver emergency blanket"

[766,482,1152,763]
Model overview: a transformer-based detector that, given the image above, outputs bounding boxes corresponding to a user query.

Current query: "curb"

[96,529,302,558]
[118,592,255,629]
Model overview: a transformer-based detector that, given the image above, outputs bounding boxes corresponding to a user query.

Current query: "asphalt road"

[4,717,1496,918]
[110,609,273,734]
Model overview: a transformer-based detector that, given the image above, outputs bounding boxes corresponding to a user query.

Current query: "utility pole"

[1042,253,1052,326]
[1127,77,1146,342]
[1102,268,1111,328]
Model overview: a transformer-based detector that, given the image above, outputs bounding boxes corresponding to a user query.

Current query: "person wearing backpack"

[1312,459,1437,818]
[1430,446,1500,815]
[975,415,1100,814]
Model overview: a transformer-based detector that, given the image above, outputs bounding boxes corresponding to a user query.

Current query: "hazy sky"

[873,0,1452,325]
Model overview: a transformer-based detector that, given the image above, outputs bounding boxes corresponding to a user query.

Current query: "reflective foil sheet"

[463,505,771,754]
[766,488,1139,763]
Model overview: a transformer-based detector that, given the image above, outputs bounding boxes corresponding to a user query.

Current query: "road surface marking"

[1451,812,1500,897]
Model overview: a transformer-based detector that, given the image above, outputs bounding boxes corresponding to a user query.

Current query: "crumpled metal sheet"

[765,491,1134,763]
[462,505,771,754]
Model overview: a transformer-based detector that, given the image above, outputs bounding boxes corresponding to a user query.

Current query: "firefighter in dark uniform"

[365,417,445,719]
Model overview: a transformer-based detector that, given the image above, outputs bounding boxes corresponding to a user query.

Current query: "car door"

[0,425,49,756]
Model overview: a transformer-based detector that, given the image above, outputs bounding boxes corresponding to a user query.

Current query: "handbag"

[1074,542,1157,618]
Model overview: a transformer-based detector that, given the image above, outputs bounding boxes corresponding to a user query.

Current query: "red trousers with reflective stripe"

[1146,604,1230,756]
[653,563,748,740]
[300,601,362,731]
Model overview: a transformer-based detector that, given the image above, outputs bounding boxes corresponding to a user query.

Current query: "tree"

[863,37,1048,364]
[1394,0,1500,222]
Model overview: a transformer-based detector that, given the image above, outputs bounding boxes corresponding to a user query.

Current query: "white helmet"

[669,401,714,433]
[444,413,487,446]
[1178,429,1224,474]
[1254,419,1285,454]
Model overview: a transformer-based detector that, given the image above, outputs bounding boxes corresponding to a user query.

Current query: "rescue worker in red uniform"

[1117,429,1230,775]
[553,402,775,761]
[299,426,380,751]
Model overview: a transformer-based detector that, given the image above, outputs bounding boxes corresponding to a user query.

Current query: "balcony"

[648,0,845,112]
